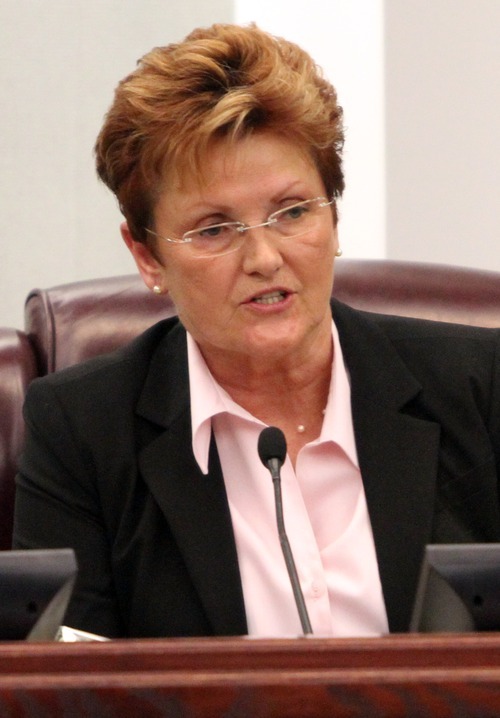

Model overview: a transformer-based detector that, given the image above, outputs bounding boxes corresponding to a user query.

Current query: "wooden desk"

[1,634,500,717]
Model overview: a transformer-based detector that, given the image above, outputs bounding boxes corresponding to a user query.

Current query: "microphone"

[258,427,313,635]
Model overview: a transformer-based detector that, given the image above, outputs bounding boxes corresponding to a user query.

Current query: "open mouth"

[251,290,288,305]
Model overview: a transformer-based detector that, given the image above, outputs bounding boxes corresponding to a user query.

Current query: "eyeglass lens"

[185,198,330,257]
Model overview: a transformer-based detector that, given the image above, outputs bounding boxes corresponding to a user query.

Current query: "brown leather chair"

[0,330,38,550]
[2,259,500,549]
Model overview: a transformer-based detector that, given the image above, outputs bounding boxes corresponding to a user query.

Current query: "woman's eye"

[280,203,309,221]
[198,225,224,238]
[287,206,306,219]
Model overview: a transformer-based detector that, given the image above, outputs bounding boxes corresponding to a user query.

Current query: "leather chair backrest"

[24,259,500,374]
[332,259,500,327]
[25,274,176,375]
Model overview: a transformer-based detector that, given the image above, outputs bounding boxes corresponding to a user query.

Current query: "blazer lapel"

[135,323,247,636]
[333,301,441,632]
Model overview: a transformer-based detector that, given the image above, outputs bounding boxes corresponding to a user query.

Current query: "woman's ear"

[121,222,164,292]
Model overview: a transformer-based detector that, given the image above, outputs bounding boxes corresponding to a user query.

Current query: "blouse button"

[311,580,324,597]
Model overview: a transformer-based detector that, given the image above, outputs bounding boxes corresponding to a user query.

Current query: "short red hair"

[95,23,344,244]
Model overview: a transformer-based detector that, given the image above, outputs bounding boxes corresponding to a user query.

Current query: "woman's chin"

[241,327,308,361]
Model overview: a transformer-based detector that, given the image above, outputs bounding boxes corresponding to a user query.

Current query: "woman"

[13,23,500,639]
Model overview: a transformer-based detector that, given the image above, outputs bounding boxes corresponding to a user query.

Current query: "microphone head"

[258,426,287,467]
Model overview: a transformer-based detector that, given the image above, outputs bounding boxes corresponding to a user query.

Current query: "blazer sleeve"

[487,331,500,470]
[13,377,125,638]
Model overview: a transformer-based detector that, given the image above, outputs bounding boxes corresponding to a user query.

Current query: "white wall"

[385,0,500,269]
[0,0,233,328]
[235,0,386,263]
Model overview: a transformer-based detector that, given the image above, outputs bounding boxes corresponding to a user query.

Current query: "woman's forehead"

[161,132,319,197]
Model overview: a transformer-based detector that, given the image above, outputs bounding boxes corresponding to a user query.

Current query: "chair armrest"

[0,329,38,549]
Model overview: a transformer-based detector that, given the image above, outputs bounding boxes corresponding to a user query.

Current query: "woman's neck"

[201,337,334,466]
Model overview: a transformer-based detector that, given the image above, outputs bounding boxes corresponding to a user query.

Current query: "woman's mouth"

[252,290,287,305]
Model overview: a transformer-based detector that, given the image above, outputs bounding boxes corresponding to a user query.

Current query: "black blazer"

[13,300,500,637]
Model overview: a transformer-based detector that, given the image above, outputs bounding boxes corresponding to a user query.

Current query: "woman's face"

[124,132,339,371]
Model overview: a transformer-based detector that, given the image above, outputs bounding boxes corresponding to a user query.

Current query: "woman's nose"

[240,227,284,276]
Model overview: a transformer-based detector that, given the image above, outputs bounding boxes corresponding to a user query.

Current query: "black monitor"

[410,543,500,632]
[0,548,77,641]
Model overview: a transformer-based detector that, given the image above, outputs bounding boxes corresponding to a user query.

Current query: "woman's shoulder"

[332,298,500,392]
[332,297,500,344]
[26,315,185,401]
